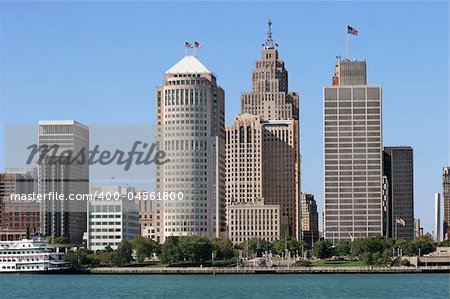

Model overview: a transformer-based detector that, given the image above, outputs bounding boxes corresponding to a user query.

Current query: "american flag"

[347,25,358,36]
[395,217,406,226]
[194,42,202,48]
[185,42,194,48]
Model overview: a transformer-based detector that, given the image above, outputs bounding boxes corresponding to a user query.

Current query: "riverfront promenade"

[84,266,450,274]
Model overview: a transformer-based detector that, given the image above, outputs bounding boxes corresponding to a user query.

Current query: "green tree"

[335,240,351,257]
[312,240,334,259]
[360,252,374,265]
[92,249,113,266]
[237,238,272,258]
[272,236,304,256]
[404,235,436,256]
[178,236,212,264]
[65,249,96,268]
[132,236,159,263]
[400,259,411,266]
[351,236,388,256]
[211,238,235,260]
[272,236,292,255]
[111,240,133,266]
[439,239,450,247]
[48,236,69,244]
[160,236,182,264]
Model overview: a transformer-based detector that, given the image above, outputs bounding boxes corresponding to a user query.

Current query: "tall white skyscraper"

[155,55,225,241]
[323,58,383,242]
[435,192,441,242]
[38,120,89,244]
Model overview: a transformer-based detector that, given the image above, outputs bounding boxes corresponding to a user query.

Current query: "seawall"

[82,266,450,275]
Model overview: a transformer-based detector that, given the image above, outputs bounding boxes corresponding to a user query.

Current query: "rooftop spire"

[263,19,277,49]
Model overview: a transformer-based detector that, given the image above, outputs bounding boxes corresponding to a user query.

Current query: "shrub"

[400,259,411,267]
[294,259,312,267]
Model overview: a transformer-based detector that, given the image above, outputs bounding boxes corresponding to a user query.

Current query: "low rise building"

[227,199,280,245]
[87,186,139,251]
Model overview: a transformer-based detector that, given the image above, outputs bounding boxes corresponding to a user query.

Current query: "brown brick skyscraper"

[226,20,301,239]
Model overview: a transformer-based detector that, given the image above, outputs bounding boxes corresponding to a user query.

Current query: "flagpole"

[395,218,398,240]
[346,31,349,60]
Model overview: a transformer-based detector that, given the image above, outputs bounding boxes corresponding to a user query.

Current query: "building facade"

[226,114,264,206]
[139,192,161,242]
[87,186,139,251]
[414,218,423,238]
[227,199,280,245]
[383,146,414,240]
[155,55,225,241]
[323,58,383,242]
[225,20,300,240]
[300,193,319,245]
[0,170,39,241]
[443,166,450,240]
[38,120,89,244]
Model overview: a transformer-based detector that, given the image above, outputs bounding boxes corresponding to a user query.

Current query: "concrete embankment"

[83,266,450,275]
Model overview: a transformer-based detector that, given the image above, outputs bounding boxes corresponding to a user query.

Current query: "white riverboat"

[0,234,71,273]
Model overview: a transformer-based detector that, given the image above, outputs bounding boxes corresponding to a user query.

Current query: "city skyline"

[0,1,448,233]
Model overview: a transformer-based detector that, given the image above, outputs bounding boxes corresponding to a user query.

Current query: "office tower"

[323,58,383,242]
[155,55,225,241]
[227,199,280,245]
[435,192,441,242]
[300,193,319,245]
[87,186,139,251]
[383,146,414,240]
[38,120,89,244]
[0,170,39,241]
[226,20,300,239]
[443,166,450,240]
[414,218,422,238]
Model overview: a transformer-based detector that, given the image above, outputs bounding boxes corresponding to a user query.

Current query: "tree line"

[65,234,449,268]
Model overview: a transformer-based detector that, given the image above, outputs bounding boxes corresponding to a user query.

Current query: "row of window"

[164,227,207,232]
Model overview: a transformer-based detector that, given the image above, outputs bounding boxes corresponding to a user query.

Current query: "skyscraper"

[300,193,319,245]
[0,170,39,241]
[155,55,225,241]
[226,20,301,239]
[38,120,89,244]
[323,58,383,242]
[383,146,414,240]
[443,166,450,240]
[435,192,441,242]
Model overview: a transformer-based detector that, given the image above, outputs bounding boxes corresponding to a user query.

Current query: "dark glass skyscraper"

[383,146,414,240]
[443,166,450,240]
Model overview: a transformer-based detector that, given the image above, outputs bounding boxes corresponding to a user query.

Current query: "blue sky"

[0,1,448,233]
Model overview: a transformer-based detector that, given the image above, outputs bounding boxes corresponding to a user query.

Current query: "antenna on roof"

[263,19,276,49]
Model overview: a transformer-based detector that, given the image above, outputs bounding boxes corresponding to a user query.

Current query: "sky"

[0,1,448,233]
